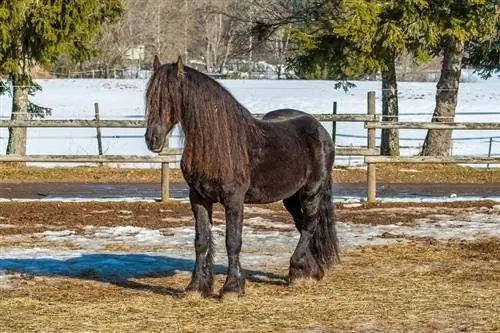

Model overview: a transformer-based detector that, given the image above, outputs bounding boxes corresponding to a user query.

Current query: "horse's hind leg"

[186,190,214,297]
[283,192,303,231]
[288,189,324,283]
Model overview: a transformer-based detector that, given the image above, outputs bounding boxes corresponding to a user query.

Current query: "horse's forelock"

[145,69,161,123]
[145,66,177,125]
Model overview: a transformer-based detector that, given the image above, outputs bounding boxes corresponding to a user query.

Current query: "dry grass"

[334,163,500,184]
[0,163,499,184]
[1,238,499,333]
[0,164,167,183]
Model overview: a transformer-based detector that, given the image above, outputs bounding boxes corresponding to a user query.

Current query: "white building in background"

[124,45,147,79]
[125,45,145,61]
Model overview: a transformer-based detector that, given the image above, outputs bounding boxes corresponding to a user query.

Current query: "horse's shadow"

[0,253,287,297]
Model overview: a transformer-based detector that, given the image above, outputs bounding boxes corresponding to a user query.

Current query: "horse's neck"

[179,99,259,180]
[180,95,255,136]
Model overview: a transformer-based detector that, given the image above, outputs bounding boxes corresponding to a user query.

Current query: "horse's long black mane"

[146,64,264,181]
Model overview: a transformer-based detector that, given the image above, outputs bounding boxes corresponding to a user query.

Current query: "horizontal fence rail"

[0,154,177,163]
[0,149,380,163]
[0,114,379,128]
[365,156,500,164]
[0,120,146,128]
[253,113,379,122]
[365,122,500,130]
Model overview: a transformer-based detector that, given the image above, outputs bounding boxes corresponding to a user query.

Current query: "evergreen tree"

[421,0,497,156]
[466,37,500,80]
[287,0,437,156]
[0,0,123,155]
[465,11,499,80]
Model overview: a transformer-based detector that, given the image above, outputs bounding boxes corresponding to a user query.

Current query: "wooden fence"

[0,92,499,202]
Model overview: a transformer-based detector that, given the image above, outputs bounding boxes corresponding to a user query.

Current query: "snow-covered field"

[0,75,498,167]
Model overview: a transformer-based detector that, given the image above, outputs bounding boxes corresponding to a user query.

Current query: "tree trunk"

[421,36,464,156]
[6,75,29,155]
[380,58,399,156]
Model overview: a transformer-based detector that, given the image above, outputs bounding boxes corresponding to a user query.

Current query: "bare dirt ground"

[1,182,500,200]
[0,200,499,332]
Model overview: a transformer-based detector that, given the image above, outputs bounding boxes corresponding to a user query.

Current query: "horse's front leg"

[220,199,245,298]
[186,190,214,297]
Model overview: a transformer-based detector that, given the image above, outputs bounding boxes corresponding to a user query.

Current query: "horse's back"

[262,109,333,147]
[262,109,313,122]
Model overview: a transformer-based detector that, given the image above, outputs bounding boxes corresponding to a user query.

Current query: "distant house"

[125,45,145,61]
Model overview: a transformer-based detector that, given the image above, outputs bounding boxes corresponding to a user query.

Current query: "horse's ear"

[153,55,161,71]
[176,56,184,79]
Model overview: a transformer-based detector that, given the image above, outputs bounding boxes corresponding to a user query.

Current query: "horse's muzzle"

[145,127,166,153]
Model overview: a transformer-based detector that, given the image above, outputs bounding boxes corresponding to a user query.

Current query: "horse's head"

[145,55,184,153]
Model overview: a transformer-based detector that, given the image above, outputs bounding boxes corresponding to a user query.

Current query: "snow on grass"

[245,217,294,231]
[0,206,498,287]
[244,206,278,215]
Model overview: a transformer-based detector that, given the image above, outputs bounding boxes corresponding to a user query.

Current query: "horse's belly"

[244,178,304,204]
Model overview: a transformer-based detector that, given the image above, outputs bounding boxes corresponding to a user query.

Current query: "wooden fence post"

[367,91,377,203]
[332,101,337,144]
[94,103,103,166]
[487,137,493,169]
[160,139,170,202]
[161,162,170,201]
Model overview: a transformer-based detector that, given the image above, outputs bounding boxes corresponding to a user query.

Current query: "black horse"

[145,56,339,298]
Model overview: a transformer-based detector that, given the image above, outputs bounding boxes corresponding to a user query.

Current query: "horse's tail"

[309,177,340,266]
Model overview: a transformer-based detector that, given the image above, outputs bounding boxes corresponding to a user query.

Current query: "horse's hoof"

[185,281,212,298]
[220,276,245,299]
[289,260,324,282]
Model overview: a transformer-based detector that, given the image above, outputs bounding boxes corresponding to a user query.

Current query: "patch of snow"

[0,248,195,284]
[400,169,421,173]
[245,217,294,231]
[335,195,500,204]
[0,270,11,289]
[245,207,277,215]
[342,203,364,208]
[90,209,116,214]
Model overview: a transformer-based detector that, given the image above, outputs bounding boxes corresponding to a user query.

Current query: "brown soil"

[0,200,497,237]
